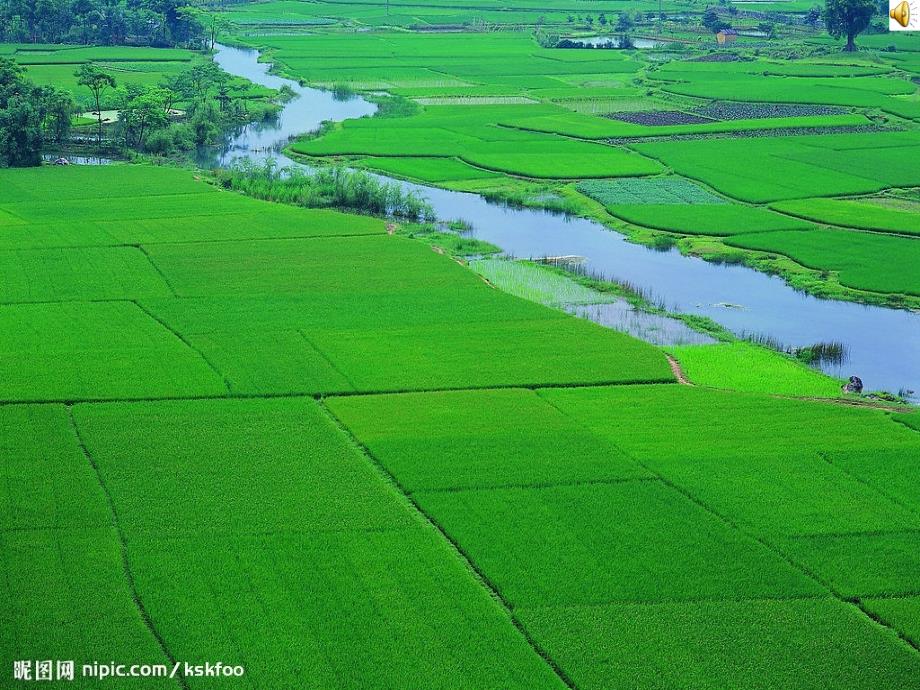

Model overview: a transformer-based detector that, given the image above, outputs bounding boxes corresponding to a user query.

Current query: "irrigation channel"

[205,43,920,401]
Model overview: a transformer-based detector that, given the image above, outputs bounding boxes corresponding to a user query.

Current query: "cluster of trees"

[0,57,258,166]
[78,60,249,154]
[0,0,208,46]
[701,0,876,50]
[0,58,72,166]
[702,7,734,33]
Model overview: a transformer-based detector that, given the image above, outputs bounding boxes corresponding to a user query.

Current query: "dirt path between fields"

[666,355,692,385]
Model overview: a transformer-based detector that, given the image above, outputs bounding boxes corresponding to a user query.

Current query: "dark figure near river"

[843,376,864,394]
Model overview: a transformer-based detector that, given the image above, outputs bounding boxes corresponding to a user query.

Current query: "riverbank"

[207,41,919,400]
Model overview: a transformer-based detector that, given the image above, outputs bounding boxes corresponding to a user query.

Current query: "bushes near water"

[216,159,436,221]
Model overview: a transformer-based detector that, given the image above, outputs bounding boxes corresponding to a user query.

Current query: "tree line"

[0,58,73,166]
[0,57,264,166]
[0,0,206,46]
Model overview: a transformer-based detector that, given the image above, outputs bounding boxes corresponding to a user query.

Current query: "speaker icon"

[890,0,910,26]
[889,0,918,29]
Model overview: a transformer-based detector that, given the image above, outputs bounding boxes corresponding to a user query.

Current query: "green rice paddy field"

[2,164,919,688]
[4,9,920,688]
[240,28,920,306]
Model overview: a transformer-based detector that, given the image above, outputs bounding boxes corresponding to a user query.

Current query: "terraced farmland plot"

[295,123,662,179]
[414,480,823,606]
[0,301,226,401]
[69,398,565,689]
[307,318,673,392]
[0,208,383,252]
[503,110,870,139]
[540,385,919,472]
[326,388,651,492]
[599,203,814,236]
[725,229,920,296]
[576,177,724,205]
[142,281,560,337]
[138,233,671,393]
[0,190,258,225]
[770,197,920,237]
[143,234,495,298]
[0,165,213,203]
[518,598,920,690]
[541,386,920,538]
[651,66,920,120]
[357,156,502,183]
[633,133,920,203]
[0,246,174,302]
[0,405,173,687]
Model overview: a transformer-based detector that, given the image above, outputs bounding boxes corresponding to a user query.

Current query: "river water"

[207,43,920,400]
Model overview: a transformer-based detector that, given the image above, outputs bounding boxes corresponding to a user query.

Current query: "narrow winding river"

[207,43,920,401]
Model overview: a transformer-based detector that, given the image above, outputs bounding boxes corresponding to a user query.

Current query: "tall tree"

[76,63,116,143]
[824,0,876,51]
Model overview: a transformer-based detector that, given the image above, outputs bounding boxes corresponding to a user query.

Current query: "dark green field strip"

[0,404,110,531]
[725,229,920,297]
[827,446,920,515]
[308,319,673,393]
[539,385,918,463]
[864,596,920,648]
[143,234,481,298]
[632,133,920,203]
[0,165,212,204]
[69,397,567,688]
[0,192,258,225]
[895,412,920,433]
[71,398,416,537]
[0,210,385,252]
[516,598,920,690]
[501,111,870,140]
[781,531,920,599]
[769,198,920,238]
[1,528,177,690]
[141,286,562,337]
[601,203,814,237]
[412,480,824,607]
[0,302,227,402]
[326,389,650,492]
[127,529,566,689]
[0,403,176,688]
[170,318,671,397]
[0,247,175,303]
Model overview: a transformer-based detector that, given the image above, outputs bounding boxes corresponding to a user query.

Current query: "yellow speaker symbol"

[890,0,910,27]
